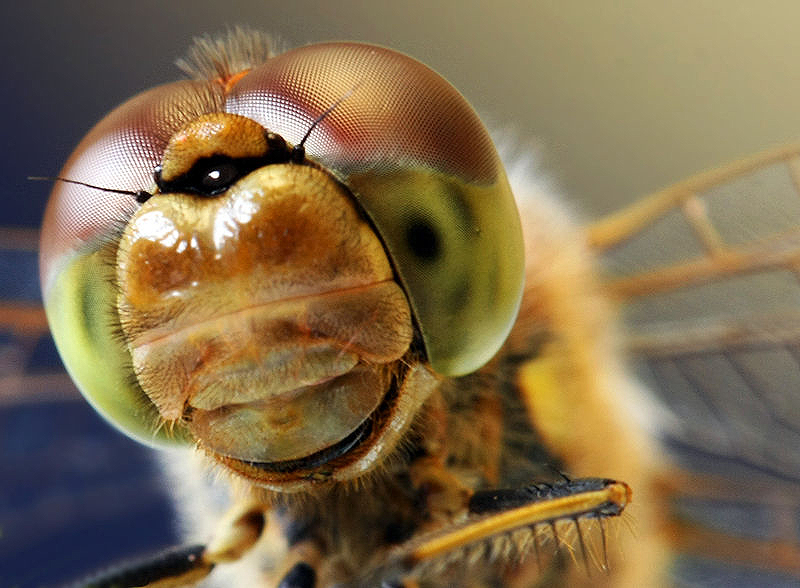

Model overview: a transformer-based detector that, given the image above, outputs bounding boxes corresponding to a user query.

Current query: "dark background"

[4,2,800,587]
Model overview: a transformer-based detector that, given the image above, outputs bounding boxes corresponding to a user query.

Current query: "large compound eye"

[39,81,225,446]
[229,43,525,376]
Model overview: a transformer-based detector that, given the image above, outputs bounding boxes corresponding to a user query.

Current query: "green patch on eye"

[44,250,191,447]
[347,167,524,377]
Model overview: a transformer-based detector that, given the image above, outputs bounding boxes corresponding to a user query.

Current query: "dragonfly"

[2,28,800,587]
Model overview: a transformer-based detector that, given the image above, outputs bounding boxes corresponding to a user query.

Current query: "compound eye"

[228,42,525,376]
[38,80,225,447]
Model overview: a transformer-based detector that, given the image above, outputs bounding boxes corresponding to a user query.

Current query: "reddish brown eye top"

[226,43,501,184]
[39,81,225,293]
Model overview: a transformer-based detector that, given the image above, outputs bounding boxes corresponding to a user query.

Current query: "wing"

[589,146,800,585]
[0,227,178,587]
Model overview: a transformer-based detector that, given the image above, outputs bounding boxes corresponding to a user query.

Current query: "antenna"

[28,176,153,203]
[291,81,363,163]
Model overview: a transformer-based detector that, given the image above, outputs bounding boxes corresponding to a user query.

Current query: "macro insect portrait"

[7,27,800,588]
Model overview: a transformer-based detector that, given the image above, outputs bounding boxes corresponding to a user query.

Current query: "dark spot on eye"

[405,219,441,261]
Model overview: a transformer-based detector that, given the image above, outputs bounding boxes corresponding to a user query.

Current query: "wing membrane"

[589,147,800,579]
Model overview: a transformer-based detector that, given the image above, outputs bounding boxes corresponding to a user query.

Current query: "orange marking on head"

[217,69,252,95]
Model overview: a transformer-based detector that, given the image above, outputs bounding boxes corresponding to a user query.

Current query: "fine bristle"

[176,27,278,81]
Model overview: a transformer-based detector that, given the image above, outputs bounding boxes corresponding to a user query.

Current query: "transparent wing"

[588,146,800,583]
[0,227,178,587]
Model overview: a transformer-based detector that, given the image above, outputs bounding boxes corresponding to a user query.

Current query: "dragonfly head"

[39,41,525,490]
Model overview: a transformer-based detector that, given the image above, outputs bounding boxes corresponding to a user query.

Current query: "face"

[39,40,525,491]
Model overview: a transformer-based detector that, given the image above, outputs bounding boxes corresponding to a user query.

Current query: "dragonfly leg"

[408,455,473,528]
[344,477,630,587]
[203,498,266,564]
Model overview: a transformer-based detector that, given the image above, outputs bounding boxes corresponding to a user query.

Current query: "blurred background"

[6,0,800,227]
[3,1,800,586]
